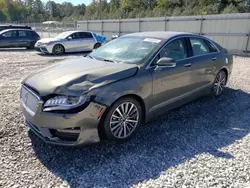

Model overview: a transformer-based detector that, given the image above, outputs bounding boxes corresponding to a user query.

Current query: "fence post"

[199,14,204,35]
[101,20,103,35]
[245,29,250,53]
[138,17,141,32]
[86,20,89,31]
[164,17,168,31]
[118,18,121,36]
[74,21,77,30]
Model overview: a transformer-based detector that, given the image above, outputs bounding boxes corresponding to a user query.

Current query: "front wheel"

[213,70,227,97]
[101,97,143,141]
[52,44,64,55]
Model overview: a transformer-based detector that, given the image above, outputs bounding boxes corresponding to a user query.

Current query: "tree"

[222,3,239,13]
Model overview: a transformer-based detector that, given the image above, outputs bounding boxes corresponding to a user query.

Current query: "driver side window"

[152,38,187,65]
[69,32,80,39]
[2,30,18,38]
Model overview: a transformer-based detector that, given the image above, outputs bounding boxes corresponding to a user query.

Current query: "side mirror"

[156,57,176,67]
[67,36,72,40]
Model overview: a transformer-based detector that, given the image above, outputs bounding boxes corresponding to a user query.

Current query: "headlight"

[43,95,87,112]
[42,42,52,45]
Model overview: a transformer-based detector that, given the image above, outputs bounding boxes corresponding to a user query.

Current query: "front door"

[0,30,19,47]
[65,32,83,52]
[150,38,193,111]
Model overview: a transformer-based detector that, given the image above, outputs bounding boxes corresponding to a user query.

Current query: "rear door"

[17,30,32,47]
[187,37,220,91]
[79,32,96,51]
[150,37,193,111]
[0,30,19,47]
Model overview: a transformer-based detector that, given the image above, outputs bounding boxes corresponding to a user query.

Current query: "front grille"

[20,85,40,116]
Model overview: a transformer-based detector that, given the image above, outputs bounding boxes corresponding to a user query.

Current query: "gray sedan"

[20,31,233,146]
[35,31,106,55]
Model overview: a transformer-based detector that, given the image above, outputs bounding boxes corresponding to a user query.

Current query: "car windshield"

[55,31,72,39]
[90,37,162,64]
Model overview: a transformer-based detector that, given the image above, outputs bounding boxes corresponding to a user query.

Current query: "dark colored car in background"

[0,25,31,32]
[0,29,40,49]
[20,31,233,146]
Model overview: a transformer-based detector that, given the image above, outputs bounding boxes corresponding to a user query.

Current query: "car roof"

[1,28,33,32]
[62,30,90,33]
[0,25,30,27]
[0,29,34,35]
[124,31,197,40]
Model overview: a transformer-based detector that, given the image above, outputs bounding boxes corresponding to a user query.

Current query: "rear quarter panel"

[215,52,233,80]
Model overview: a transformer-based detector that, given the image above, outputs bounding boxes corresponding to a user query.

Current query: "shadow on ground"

[0,48,34,52]
[36,51,91,57]
[30,88,250,187]
[0,48,90,57]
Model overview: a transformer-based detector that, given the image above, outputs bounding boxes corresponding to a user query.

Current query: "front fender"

[89,69,153,116]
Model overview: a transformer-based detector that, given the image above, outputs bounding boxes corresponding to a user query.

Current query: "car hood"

[22,58,138,97]
[37,38,61,43]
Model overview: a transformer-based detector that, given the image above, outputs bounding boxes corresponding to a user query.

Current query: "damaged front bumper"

[21,87,106,146]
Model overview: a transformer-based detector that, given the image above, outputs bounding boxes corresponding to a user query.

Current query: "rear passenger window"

[190,38,210,56]
[80,32,93,39]
[18,30,30,37]
[205,40,218,53]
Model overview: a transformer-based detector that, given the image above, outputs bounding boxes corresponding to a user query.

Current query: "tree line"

[0,0,249,22]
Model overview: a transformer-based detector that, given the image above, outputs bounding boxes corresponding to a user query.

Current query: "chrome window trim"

[146,35,221,69]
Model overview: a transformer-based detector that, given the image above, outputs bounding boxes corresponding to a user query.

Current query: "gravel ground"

[1,49,250,188]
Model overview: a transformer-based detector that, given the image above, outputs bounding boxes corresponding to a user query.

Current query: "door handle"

[212,57,217,61]
[184,63,191,67]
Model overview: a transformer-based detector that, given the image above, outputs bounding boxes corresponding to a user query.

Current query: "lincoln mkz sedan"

[35,31,106,55]
[20,31,233,146]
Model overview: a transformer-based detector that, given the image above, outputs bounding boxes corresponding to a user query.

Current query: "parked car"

[35,31,106,55]
[0,29,40,49]
[0,25,31,32]
[111,34,119,40]
[20,31,233,146]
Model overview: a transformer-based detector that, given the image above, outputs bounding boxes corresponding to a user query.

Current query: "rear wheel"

[52,44,64,55]
[213,70,227,97]
[26,41,36,49]
[101,97,143,141]
[93,43,101,50]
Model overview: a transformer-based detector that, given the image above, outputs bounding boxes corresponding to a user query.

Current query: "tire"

[213,70,227,97]
[26,41,36,49]
[93,43,101,50]
[101,97,143,141]
[52,44,65,55]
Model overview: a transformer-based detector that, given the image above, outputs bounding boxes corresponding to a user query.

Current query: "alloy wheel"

[214,71,226,96]
[109,102,139,139]
[54,45,64,55]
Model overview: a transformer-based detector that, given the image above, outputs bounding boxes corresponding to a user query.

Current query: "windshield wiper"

[103,59,118,64]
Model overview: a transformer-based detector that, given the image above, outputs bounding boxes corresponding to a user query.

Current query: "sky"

[43,0,92,6]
